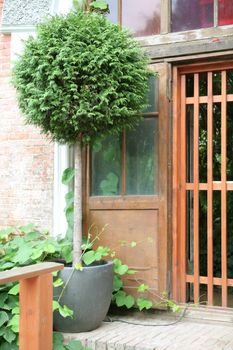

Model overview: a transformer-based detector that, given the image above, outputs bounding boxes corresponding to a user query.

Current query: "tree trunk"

[73,142,82,266]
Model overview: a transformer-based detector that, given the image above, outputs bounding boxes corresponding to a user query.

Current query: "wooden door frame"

[83,62,171,297]
[172,60,233,304]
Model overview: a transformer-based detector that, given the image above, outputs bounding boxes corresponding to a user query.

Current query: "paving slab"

[64,310,233,350]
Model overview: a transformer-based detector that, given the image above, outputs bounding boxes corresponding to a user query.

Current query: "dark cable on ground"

[104,307,188,327]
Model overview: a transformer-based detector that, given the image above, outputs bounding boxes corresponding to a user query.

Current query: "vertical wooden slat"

[180,74,187,302]
[160,0,170,34]
[193,73,200,304]
[221,70,228,307]
[207,72,214,305]
[172,67,179,301]
[118,0,122,26]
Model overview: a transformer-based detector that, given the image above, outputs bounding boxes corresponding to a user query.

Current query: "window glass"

[91,135,121,196]
[122,0,160,37]
[171,0,214,32]
[144,76,159,113]
[106,0,118,24]
[218,0,233,26]
[126,117,158,195]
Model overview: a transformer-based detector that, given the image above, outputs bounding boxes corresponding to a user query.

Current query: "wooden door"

[83,63,170,300]
[173,61,233,307]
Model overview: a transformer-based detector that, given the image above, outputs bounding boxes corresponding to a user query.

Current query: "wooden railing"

[0,262,64,350]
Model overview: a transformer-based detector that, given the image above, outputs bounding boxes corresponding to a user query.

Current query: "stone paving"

[64,310,233,350]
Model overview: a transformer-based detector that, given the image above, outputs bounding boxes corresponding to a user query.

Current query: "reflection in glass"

[199,104,207,183]
[218,0,233,26]
[126,118,157,195]
[144,76,159,113]
[186,74,194,98]
[213,72,221,95]
[227,70,233,94]
[171,0,213,32]
[199,73,207,97]
[199,191,207,277]
[186,105,194,183]
[213,103,221,181]
[91,135,121,196]
[106,0,118,24]
[187,190,194,275]
[227,191,233,279]
[122,0,160,37]
[213,190,221,278]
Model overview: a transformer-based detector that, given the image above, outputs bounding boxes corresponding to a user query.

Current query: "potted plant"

[12,0,152,332]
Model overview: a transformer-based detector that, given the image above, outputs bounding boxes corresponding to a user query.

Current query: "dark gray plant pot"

[53,260,114,333]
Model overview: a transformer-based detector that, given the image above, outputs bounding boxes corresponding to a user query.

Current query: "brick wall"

[0,0,54,231]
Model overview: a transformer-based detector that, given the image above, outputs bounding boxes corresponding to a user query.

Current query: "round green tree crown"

[13,11,151,144]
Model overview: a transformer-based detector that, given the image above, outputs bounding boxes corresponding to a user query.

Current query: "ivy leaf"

[115,290,127,307]
[114,263,129,275]
[19,223,35,234]
[137,284,149,293]
[65,191,74,207]
[12,245,31,264]
[124,295,135,309]
[136,298,153,311]
[53,332,66,350]
[65,207,74,227]
[58,305,73,318]
[113,275,123,291]
[8,284,19,296]
[0,311,9,327]
[0,293,8,307]
[53,301,60,311]
[53,278,64,288]
[90,0,108,10]
[66,340,84,350]
[75,263,83,271]
[11,306,19,315]
[8,314,19,332]
[62,168,75,185]
[3,328,16,343]
[82,250,95,265]
[62,245,72,263]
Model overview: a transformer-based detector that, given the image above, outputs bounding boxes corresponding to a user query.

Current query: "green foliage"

[12,11,151,145]
[0,226,73,349]
[53,332,91,350]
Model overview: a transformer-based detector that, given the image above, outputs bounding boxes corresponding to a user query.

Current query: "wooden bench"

[0,262,64,350]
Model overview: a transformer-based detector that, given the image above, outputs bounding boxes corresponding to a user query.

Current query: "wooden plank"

[186,182,233,191]
[207,72,214,305]
[193,73,200,304]
[221,70,228,307]
[146,39,233,61]
[187,95,233,104]
[160,0,170,34]
[118,0,122,26]
[156,63,170,298]
[89,197,159,210]
[0,262,63,285]
[179,74,187,302]
[172,66,179,302]
[178,61,233,75]
[20,274,53,350]
[186,274,233,287]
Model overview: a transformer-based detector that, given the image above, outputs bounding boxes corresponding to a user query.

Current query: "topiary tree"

[12,5,152,265]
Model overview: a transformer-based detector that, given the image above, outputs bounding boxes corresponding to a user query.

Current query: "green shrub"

[12,11,151,145]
